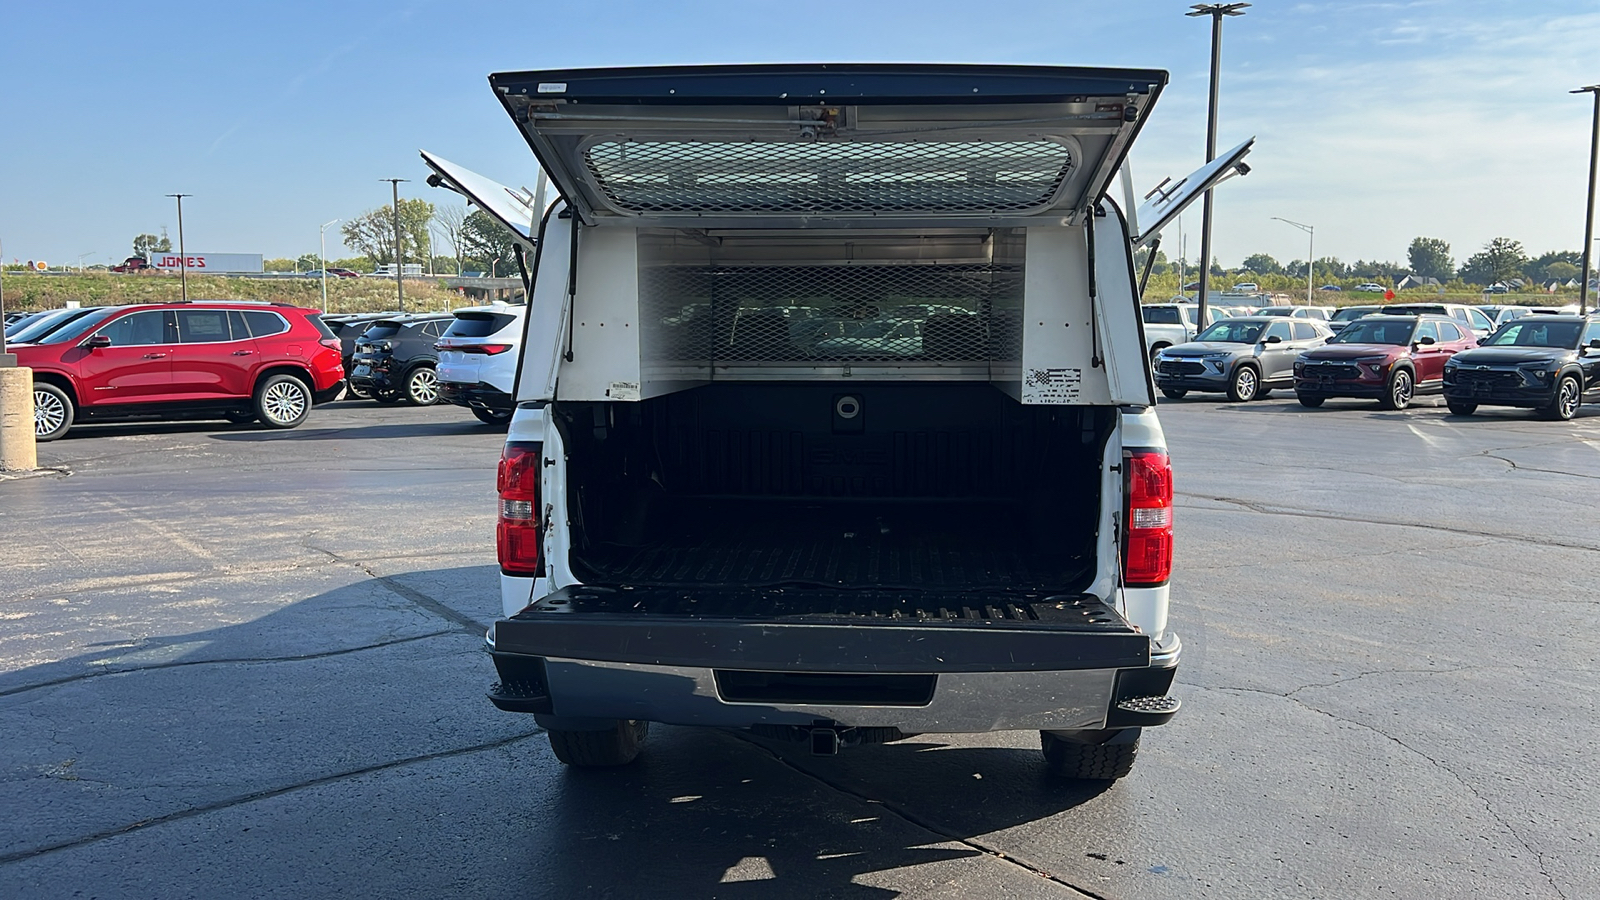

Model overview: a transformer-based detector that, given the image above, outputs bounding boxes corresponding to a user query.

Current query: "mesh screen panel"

[584,139,1074,215]
[639,261,1024,367]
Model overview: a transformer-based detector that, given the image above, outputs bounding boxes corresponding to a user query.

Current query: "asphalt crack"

[0,631,459,701]
[1194,683,1569,900]
[0,730,545,866]
[729,731,1109,900]
[301,538,488,635]
[1178,493,1600,553]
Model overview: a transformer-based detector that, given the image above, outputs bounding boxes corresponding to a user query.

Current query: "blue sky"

[3,0,1598,272]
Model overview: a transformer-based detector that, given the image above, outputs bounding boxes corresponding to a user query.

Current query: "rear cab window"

[445,313,517,338]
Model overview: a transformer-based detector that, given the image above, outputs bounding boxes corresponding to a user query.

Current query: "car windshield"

[36,309,120,344]
[1484,320,1581,349]
[1195,320,1263,343]
[1330,307,1376,322]
[7,309,90,342]
[1330,320,1414,345]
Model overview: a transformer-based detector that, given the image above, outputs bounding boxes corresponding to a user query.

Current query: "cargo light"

[1123,449,1174,587]
[496,442,543,575]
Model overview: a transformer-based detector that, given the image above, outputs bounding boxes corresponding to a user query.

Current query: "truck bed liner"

[575,496,1094,591]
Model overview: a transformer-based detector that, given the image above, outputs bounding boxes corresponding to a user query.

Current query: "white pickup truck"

[424,63,1252,781]
[1141,303,1205,362]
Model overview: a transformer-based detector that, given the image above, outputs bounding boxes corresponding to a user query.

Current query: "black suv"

[348,314,454,405]
[322,313,395,398]
[1443,315,1600,420]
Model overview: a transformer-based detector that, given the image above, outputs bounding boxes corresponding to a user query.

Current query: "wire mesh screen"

[639,257,1024,370]
[584,139,1074,216]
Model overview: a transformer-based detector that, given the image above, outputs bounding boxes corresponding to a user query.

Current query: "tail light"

[1123,449,1173,587]
[319,338,341,351]
[497,442,543,575]
[451,343,513,355]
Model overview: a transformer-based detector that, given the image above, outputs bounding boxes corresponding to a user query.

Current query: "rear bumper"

[312,383,346,405]
[484,587,1181,733]
[439,380,514,412]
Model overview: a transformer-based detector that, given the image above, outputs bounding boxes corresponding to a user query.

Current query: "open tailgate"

[485,63,1168,228]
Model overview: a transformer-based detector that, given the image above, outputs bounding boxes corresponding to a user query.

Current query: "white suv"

[424,63,1258,781]
[435,302,525,425]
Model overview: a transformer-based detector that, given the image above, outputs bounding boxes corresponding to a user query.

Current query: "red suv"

[1293,314,1476,410]
[14,302,345,440]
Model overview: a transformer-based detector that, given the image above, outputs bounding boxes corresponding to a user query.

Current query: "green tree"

[460,209,522,276]
[1529,250,1581,282]
[1459,237,1527,285]
[1241,253,1282,276]
[1542,261,1580,283]
[1133,248,1169,275]
[340,199,435,267]
[1406,237,1454,282]
[263,257,296,272]
[131,231,172,259]
[297,253,322,271]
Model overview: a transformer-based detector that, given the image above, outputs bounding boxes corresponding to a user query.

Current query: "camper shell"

[426,63,1253,779]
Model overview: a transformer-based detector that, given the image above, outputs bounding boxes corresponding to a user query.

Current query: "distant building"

[1396,275,1441,290]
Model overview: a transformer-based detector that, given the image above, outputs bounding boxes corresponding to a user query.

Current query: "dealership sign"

[150,252,263,273]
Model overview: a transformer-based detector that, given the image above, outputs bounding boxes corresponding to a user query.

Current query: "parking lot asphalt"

[1,395,1597,899]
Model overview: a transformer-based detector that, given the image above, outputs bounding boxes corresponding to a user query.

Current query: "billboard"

[149,252,263,273]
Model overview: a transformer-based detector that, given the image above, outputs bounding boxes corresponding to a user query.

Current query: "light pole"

[319,218,339,310]
[76,251,95,272]
[381,179,409,312]
[1573,85,1599,315]
[1272,217,1314,304]
[166,194,191,303]
[1187,2,1249,327]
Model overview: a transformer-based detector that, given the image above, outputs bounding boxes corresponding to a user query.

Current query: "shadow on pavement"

[0,563,1106,898]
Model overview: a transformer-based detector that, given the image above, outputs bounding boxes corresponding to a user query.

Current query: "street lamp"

[1271,217,1314,304]
[166,194,191,303]
[319,219,339,310]
[381,179,409,312]
[1573,85,1599,315]
[1186,2,1249,328]
[76,251,95,272]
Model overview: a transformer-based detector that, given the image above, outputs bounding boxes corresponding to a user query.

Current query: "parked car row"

[10,299,528,441]
[1153,309,1600,420]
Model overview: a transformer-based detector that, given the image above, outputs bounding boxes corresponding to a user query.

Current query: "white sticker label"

[607,381,641,401]
[536,82,567,93]
[1021,367,1083,404]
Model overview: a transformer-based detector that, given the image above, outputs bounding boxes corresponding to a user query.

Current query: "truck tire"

[1161,388,1187,400]
[472,407,513,427]
[1226,365,1260,402]
[547,720,649,768]
[1040,730,1139,781]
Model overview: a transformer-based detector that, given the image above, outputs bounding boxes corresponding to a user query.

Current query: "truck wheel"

[33,382,74,441]
[472,407,513,427]
[1226,365,1260,402]
[547,720,649,768]
[1297,394,1325,408]
[1446,400,1477,416]
[1378,368,1413,410]
[1040,730,1139,781]
[1161,388,1187,400]
[403,366,440,406]
[253,373,312,429]
[1540,375,1580,421]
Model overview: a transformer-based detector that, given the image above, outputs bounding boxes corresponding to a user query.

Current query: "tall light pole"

[319,218,339,310]
[76,251,95,272]
[382,178,409,312]
[166,193,191,303]
[1272,217,1314,304]
[1574,85,1599,315]
[1187,2,1249,328]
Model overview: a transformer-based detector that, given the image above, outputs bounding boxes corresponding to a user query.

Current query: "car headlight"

[1518,362,1556,381]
